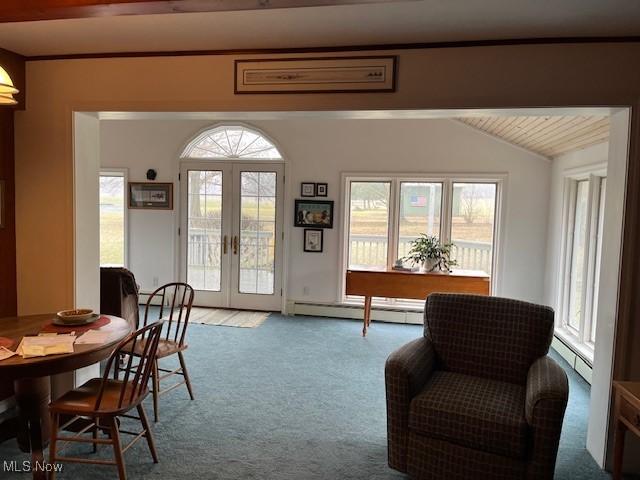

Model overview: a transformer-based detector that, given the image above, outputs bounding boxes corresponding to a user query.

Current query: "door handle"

[233,235,239,255]
[223,235,228,254]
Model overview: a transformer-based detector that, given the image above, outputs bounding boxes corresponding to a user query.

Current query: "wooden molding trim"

[0,0,406,24]
[26,36,640,62]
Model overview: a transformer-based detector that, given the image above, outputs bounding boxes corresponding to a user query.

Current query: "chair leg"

[109,416,127,480]
[152,359,160,422]
[137,404,158,463]
[114,355,120,380]
[48,412,59,480]
[92,418,98,453]
[178,351,195,400]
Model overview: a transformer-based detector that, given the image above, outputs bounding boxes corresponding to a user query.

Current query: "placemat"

[40,316,111,334]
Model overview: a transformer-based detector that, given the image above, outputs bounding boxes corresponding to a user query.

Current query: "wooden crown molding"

[25,36,640,62]
[0,0,406,23]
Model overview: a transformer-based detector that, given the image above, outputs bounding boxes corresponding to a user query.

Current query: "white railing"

[349,234,492,273]
[188,230,274,268]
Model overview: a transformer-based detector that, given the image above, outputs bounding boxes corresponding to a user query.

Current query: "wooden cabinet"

[613,381,640,479]
[345,269,490,336]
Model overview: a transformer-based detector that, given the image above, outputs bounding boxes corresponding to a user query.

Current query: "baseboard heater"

[551,335,593,385]
[290,301,424,325]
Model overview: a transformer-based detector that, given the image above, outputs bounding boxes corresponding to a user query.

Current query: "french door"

[180,161,284,311]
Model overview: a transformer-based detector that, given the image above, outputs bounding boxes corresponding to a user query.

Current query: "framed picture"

[316,183,328,197]
[235,56,397,94]
[129,182,173,210]
[301,182,316,197]
[0,180,4,228]
[304,229,323,253]
[294,199,334,229]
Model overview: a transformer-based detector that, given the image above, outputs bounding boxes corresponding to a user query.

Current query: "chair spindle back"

[142,283,194,348]
[97,320,164,410]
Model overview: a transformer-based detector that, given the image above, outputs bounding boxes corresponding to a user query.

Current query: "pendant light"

[0,66,18,105]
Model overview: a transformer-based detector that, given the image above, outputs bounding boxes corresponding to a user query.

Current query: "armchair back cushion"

[424,294,554,385]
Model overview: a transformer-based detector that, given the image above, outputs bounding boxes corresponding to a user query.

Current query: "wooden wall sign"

[235,56,397,94]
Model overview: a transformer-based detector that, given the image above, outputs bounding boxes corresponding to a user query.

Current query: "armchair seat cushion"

[409,371,529,460]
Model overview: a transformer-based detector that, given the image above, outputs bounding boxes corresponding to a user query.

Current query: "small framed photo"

[129,182,173,210]
[294,199,334,229]
[316,183,328,197]
[304,229,323,253]
[301,182,316,197]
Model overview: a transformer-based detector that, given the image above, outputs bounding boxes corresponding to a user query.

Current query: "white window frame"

[556,163,607,362]
[99,168,129,268]
[338,172,505,308]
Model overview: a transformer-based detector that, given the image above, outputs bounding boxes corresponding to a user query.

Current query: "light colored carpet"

[0,314,615,479]
[188,307,269,328]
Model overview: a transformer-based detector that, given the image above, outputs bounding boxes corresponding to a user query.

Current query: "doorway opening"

[78,107,629,470]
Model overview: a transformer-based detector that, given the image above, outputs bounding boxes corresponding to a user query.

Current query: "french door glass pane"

[450,183,496,275]
[100,175,125,266]
[398,182,443,259]
[187,170,223,291]
[348,181,391,270]
[590,178,606,343]
[239,171,276,295]
[567,180,589,331]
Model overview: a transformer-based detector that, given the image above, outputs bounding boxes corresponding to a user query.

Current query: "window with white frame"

[557,167,607,360]
[99,170,128,267]
[342,175,500,304]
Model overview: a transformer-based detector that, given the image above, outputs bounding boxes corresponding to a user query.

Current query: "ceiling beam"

[0,0,409,23]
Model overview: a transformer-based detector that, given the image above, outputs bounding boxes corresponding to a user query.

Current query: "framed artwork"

[235,56,397,94]
[304,229,323,253]
[294,199,334,229]
[316,183,328,197]
[0,180,4,228]
[129,182,173,210]
[301,182,316,197]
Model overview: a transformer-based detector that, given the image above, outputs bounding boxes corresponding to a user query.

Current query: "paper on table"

[17,334,76,358]
[76,330,110,344]
[0,347,16,361]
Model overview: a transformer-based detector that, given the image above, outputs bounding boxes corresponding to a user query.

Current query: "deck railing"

[188,230,274,267]
[349,234,492,273]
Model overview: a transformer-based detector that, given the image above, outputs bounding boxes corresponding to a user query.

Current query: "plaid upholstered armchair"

[385,294,569,480]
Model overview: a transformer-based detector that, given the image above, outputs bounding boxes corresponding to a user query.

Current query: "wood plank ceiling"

[456,115,610,158]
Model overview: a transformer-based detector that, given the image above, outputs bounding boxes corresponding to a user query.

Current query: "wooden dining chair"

[48,320,164,480]
[120,282,195,422]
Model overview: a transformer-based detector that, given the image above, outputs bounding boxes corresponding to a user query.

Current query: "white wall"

[100,117,551,304]
[543,142,610,309]
[74,112,101,311]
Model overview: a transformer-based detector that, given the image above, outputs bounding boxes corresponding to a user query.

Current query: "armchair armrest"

[385,337,436,472]
[525,355,569,480]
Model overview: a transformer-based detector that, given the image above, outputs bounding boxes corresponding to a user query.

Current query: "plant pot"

[423,258,439,273]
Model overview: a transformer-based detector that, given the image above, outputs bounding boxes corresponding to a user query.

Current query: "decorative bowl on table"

[56,309,95,324]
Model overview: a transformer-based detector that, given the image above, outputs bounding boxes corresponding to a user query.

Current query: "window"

[348,181,391,270]
[181,125,282,160]
[342,175,500,305]
[558,169,607,360]
[451,183,497,274]
[99,170,127,267]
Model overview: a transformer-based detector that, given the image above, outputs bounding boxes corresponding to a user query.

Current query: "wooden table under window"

[345,269,491,336]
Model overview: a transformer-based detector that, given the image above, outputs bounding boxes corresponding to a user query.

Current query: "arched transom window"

[181,125,282,160]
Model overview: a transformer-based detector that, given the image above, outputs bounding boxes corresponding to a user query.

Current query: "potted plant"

[403,234,457,273]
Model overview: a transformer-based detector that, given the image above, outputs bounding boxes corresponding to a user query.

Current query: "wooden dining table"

[0,314,132,479]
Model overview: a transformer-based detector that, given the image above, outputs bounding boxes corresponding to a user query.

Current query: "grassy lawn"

[350,209,493,242]
[100,210,124,266]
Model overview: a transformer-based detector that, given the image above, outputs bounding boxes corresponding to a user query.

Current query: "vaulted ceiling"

[0,0,639,57]
[456,115,610,158]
